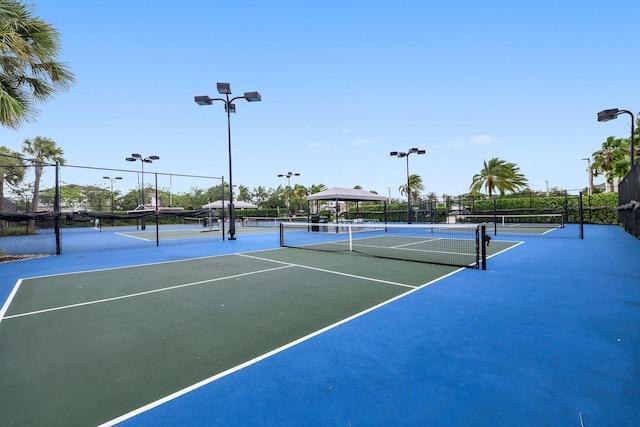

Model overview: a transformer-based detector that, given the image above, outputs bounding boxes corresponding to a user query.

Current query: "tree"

[0,0,75,129]
[236,185,251,202]
[469,158,529,198]
[21,136,64,215]
[398,174,424,204]
[252,186,269,207]
[591,131,640,191]
[292,184,308,213]
[0,147,25,232]
[309,183,327,194]
[308,184,327,213]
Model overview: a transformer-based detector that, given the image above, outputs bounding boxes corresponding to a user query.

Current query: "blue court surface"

[0,224,638,426]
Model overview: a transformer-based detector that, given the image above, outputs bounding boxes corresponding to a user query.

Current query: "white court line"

[1,264,294,320]
[98,264,464,427]
[236,253,417,289]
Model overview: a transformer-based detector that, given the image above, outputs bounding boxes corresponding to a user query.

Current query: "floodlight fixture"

[217,82,232,94]
[194,96,213,106]
[597,108,636,168]
[390,147,426,224]
[244,92,262,102]
[194,82,262,240]
[125,154,159,221]
[597,109,620,122]
[278,172,301,215]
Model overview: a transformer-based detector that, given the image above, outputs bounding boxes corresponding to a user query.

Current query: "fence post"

[55,162,62,255]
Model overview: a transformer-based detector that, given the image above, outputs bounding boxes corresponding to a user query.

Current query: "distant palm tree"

[469,158,528,198]
[425,192,438,202]
[0,147,25,233]
[398,174,424,204]
[0,1,75,128]
[292,184,308,213]
[236,185,251,202]
[308,184,327,213]
[252,186,269,207]
[592,136,628,192]
[22,136,64,216]
[309,183,327,194]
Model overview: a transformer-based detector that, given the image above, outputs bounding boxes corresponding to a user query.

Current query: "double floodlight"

[126,154,159,163]
[278,172,300,178]
[390,148,425,158]
[597,109,621,122]
[195,83,262,107]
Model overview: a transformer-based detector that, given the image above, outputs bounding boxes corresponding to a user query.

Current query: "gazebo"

[306,187,387,221]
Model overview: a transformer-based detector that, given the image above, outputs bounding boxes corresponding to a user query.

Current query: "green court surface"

[0,241,516,426]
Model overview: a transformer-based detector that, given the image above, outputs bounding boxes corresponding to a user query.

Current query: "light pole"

[278,172,300,215]
[126,154,159,230]
[598,109,636,169]
[103,176,122,212]
[195,82,261,240]
[390,148,425,224]
[582,158,593,196]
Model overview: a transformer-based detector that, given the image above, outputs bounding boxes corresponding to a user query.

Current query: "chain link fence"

[617,161,640,239]
[1,155,224,261]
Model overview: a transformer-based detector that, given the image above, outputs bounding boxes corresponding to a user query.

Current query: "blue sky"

[1,0,637,200]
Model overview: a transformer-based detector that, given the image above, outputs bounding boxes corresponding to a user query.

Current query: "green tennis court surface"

[0,241,516,426]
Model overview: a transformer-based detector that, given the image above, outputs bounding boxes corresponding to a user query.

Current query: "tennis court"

[0,224,638,426]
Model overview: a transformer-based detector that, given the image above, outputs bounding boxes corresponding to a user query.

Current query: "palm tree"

[21,136,64,215]
[398,174,424,204]
[0,0,75,129]
[309,183,327,194]
[0,147,25,233]
[469,158,528,198]
[292,184,308,213]
[308,184,327,213]
[591,128,640,191]
[252,186,269,208]
[236,185,251,202]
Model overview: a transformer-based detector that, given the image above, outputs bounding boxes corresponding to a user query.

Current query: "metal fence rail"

[617,161,640,239]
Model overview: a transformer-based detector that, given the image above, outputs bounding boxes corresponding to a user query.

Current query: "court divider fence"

[617,160,640,239]
[1,157,224,260]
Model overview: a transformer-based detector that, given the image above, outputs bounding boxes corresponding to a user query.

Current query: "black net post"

[481,224,487,270]
[579,192,584,239]
[155,173,160,246]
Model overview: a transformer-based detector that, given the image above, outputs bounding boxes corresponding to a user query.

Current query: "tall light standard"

[582,158,593,196]
[598,109,636,169]
[126,154,159,230]
[390,148,425,224]
[195,82,261,240]
[278,172,300,215]
[103,176,122,212]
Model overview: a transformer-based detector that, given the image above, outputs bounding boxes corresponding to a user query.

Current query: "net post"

[348,223,353,252]
[279,223,284,246]
[579,192,584,239]
[480,224,487,270]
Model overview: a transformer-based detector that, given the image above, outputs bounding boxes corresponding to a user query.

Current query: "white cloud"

[341,128,352,134]
[470,135,496,145]
[308,143,322,148]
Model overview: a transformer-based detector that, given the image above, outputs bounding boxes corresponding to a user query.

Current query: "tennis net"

[456,213,564,235]
[280,222,487,269]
